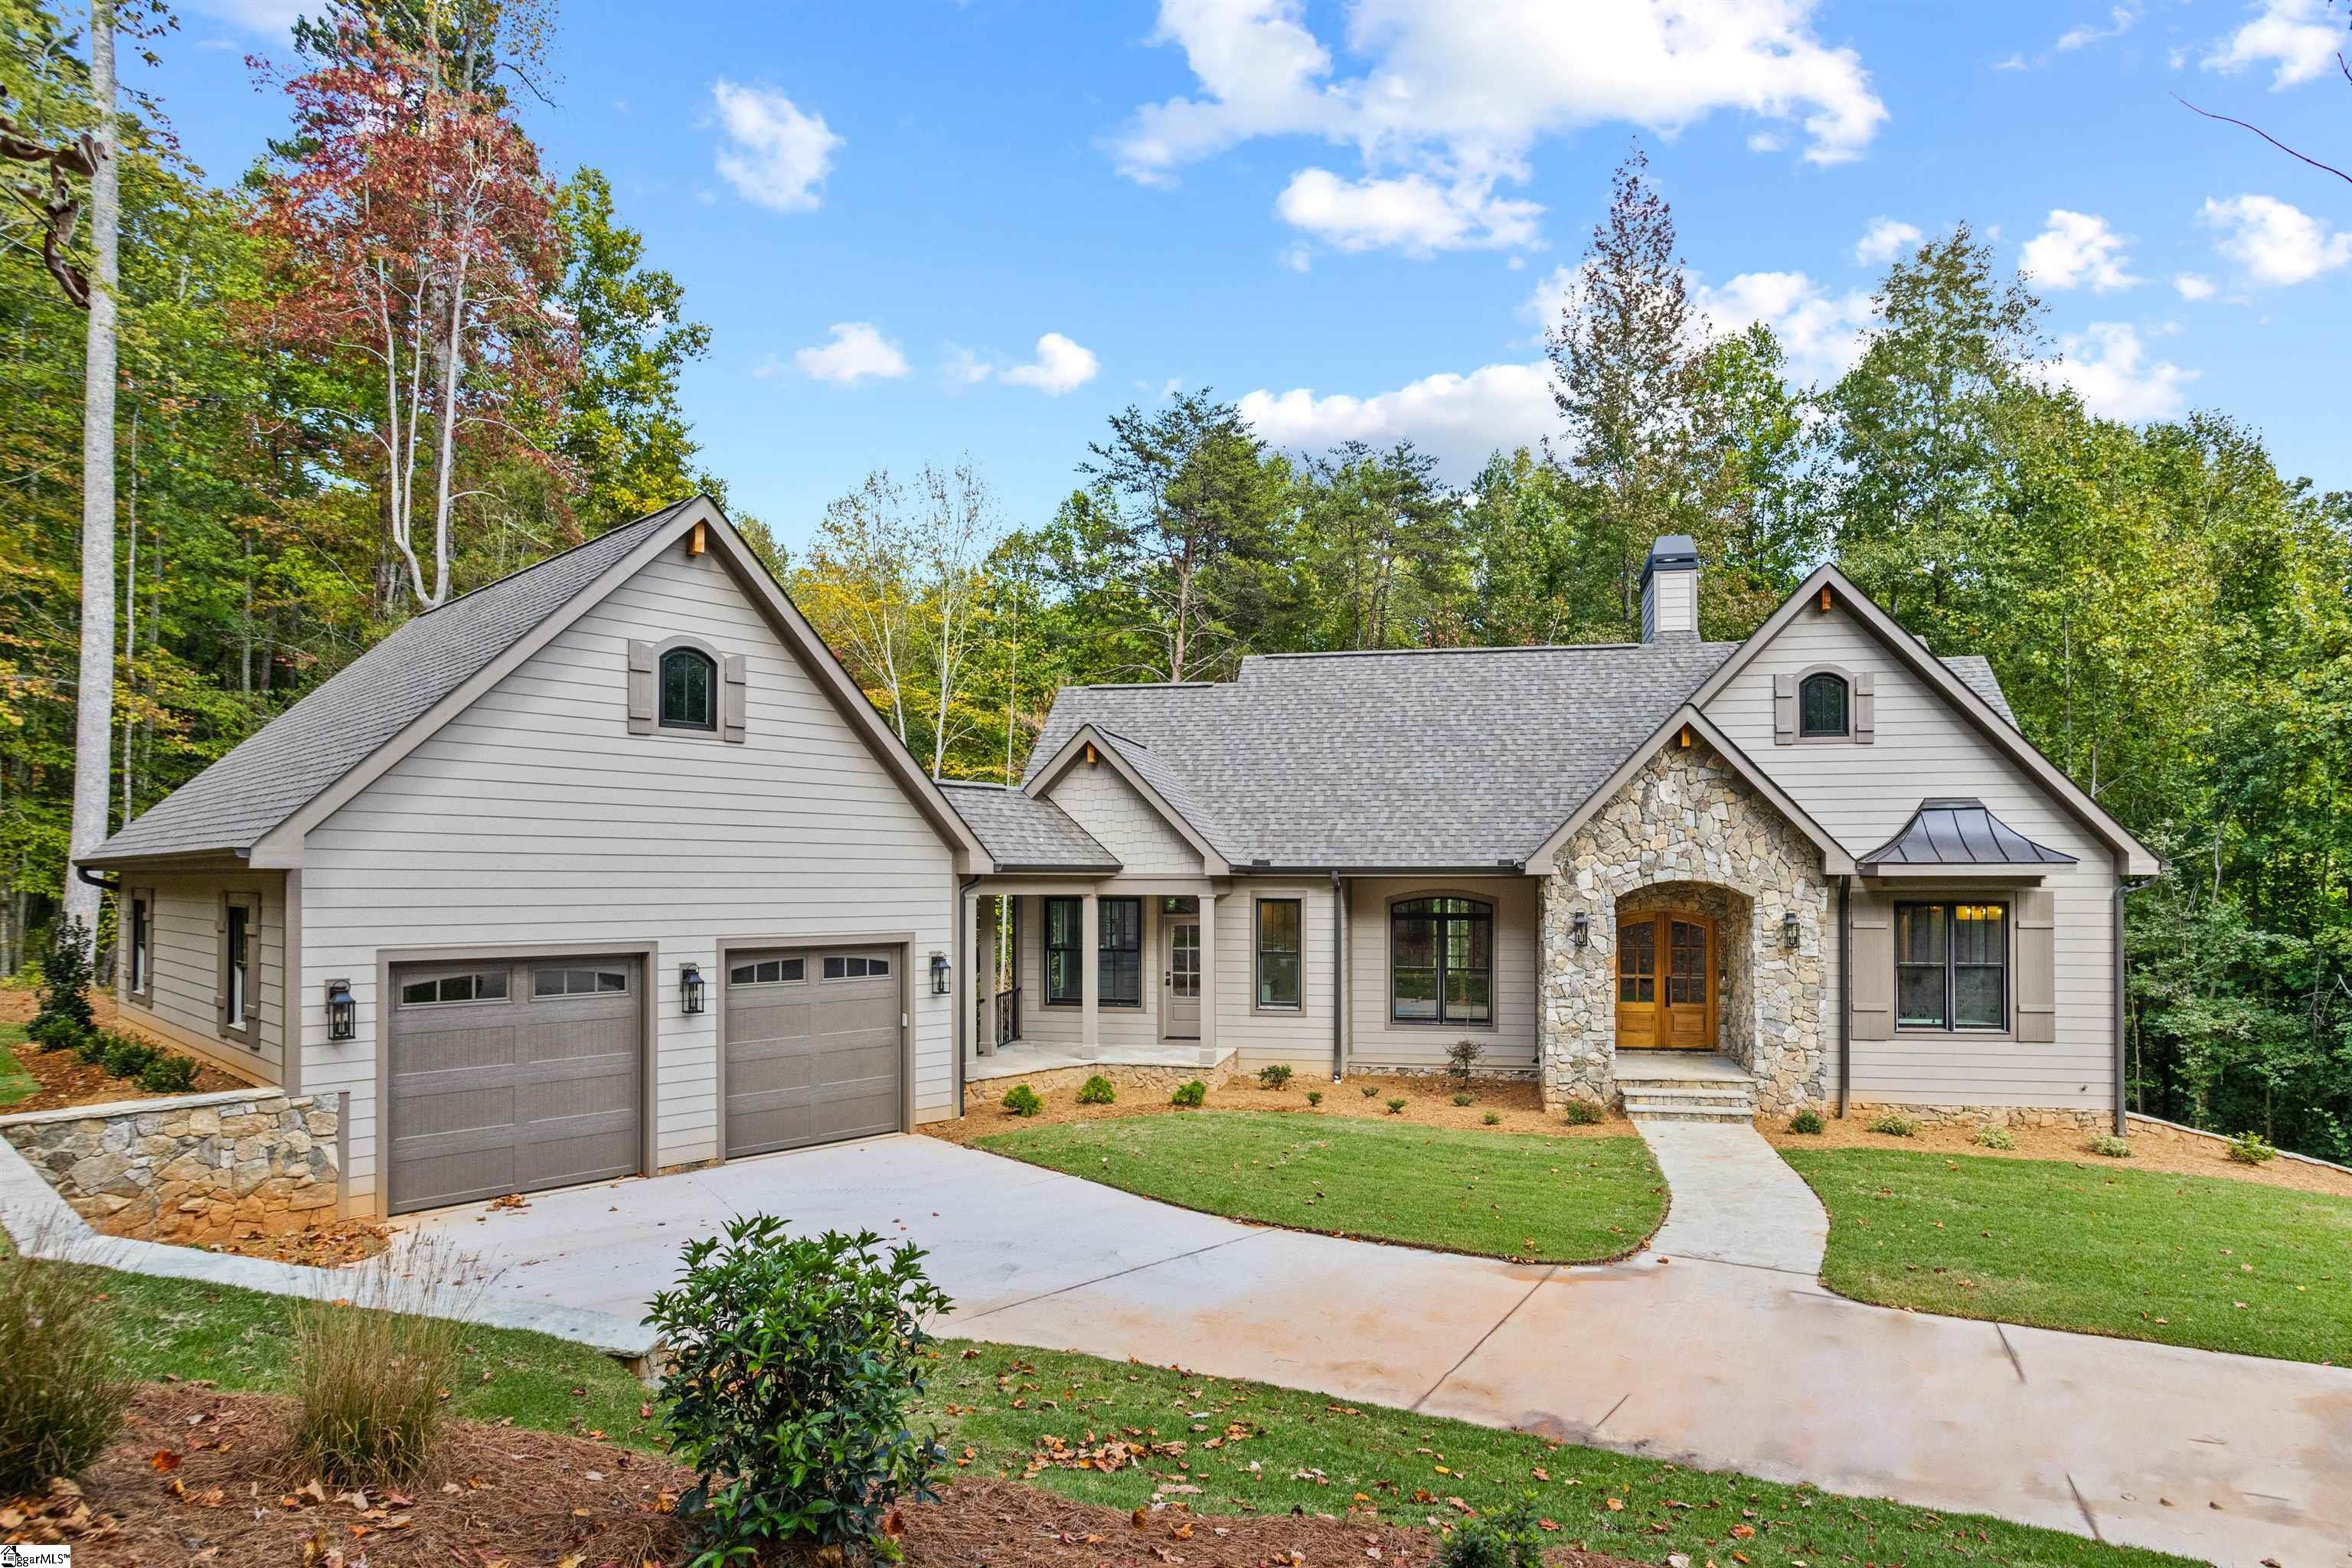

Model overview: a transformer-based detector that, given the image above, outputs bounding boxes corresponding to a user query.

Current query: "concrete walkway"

[403,1129,2350,1567]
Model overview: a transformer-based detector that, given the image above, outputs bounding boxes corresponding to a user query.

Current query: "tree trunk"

[61,0,118,953]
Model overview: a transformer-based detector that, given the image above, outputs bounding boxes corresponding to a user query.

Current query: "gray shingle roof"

[1939,655,2018,727]
[938,782,1118,871]
[1858,798,2077,867]
[1024,642,1742,869]
[87,500,697,864]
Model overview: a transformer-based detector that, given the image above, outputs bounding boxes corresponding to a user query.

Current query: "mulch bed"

[3,1386,1645,1567]
[3,1040,251,1116]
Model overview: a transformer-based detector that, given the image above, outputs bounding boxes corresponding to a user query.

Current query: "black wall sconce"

[325,978,355,1041]
[1570,909,1590,948]
[1781,910,1802,950]
[930,952,951,995]
[680,962,706,1014]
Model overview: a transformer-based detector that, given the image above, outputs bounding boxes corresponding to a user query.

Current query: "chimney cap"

[1641,535,1700,587]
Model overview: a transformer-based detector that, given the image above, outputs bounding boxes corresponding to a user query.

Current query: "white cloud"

[1278,243,1313,273]
[2173,272,2218,300]
[2204,0,2343,87]
[1113,0,1888,255]
[1690,270,1877,384]
[2042,322,2198,421]
[1854,216,1922,266]
[1274,168,1542,256]
[792,322,910,385]
[2200,193,2352,283]
[998,333,1102,395]
[2056,5,2139,51]
[178,0,302,29]
[1239,362,1560,475]
[1992,52,2031,70]
[710,82,842,213]
[1746,131,1787,152]
[750,354,787,380]
[2019,209,2141,292]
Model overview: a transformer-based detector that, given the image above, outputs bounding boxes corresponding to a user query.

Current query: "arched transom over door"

[1615,912,1717,1051]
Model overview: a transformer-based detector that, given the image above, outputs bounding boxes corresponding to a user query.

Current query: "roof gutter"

[1240,862,1530,878]
[2113,871,2161,1136]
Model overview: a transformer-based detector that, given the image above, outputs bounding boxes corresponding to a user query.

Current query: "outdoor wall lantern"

[1781,910,1802,950]
[325,978,356,1041]
[680,962,706,1015]
[1570,909,1590,948]
[930,952,952,995]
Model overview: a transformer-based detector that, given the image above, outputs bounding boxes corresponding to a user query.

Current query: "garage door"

[724,946,903,1158]
[386,955,642,1214]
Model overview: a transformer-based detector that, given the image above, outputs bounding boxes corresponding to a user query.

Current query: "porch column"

[1196,885,1218,1067]
[965,889,988,1060]
[1080,891,1100,1060]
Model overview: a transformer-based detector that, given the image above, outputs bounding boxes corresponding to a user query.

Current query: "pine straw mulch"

[1,983,256,1116]
[4,1385,1647,1568]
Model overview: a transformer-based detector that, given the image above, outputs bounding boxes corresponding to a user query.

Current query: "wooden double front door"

[1615,913,1717,1050]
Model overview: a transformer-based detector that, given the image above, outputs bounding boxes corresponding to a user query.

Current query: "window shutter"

[626,640,656,734]
[242,904,261,1023]
[721,652,747,743]
[1854,671,1877,745]
[1772,675,1797,744]
[1850,892,1894,1039]
[2015,888,2056,1042]
[215,900,230,1024]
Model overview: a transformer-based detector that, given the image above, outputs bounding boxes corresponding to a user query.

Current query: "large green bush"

[29,916,94,1040]
[647,1217,949,1566]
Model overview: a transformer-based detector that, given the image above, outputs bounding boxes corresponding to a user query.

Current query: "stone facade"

[1540,737,1829,1116]
[2,1088,340,1242]
[1856,1102,2109,1132]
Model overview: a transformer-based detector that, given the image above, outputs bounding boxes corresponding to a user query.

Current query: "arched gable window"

[1390,896,1493,1025]
[1798,671,1850,738]
[660,646,717,732]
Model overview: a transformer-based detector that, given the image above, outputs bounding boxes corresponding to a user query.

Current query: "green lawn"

[975,1109,1665,1263]
[920,1341,2191,1567]
[0,1022,36,1109]
[1782,1147,2352,1364]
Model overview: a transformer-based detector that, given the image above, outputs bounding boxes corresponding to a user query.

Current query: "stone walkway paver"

[1634,1116,1828,1273]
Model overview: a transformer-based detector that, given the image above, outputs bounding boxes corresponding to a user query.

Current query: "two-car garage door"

[384,945,905,1215]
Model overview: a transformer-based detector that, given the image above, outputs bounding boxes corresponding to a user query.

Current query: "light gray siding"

[1705,608,2116,1111]
[1012,890,1174,1052]
[298,547,959,1214]
[1346,877,1540,1075]
[1044,763,1202,874]
[1215,881,1336,1069]
[119,870,287,1083]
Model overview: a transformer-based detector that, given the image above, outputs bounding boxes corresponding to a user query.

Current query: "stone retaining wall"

[0,1087,341,1242]
[1850,1102,2108,1132]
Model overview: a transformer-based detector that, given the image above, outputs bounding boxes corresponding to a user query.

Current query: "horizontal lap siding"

[1704,610,2114,1109]
[1218,884,1334,1067]
[121,871,286,1083]
[1346,877,1539,1073]
[301,550,956,1214]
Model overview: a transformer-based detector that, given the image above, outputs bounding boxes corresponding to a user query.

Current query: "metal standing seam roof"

[87,500,699,864]
[936,782,1119,871]
[1858,798,2078,867]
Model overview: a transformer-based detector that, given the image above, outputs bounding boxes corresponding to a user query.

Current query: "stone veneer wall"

[1,1087,340,1242]
[1540,738,1829,1116]
[1853,1102,2108,1132]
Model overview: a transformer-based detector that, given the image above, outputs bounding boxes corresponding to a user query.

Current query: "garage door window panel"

[533,965,631,998]
[730,956,805,986]
[399,969,511,1007]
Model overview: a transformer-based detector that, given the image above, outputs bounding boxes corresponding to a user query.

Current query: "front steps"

[1615,1050,1756,1122]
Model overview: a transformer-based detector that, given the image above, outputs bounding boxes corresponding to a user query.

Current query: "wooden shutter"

[2014,888,2056,1042]
[626,640,656,734]
[721,652,747,743]
[1850,891,1894,1039]
[241,901,261,1023]
[215,898,230,1024]
[1772,675,1797,744]
[1854,671,1877,745]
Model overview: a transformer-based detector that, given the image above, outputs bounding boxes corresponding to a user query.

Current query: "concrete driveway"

[408,1132,2352,1568]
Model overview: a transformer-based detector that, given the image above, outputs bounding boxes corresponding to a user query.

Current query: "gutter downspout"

[1837,874,1852,1119]
[1331,871,1345,1083]
[2113,873,2159,1136]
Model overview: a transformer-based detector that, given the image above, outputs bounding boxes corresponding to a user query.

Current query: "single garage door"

[386,955,642,1214]
[724,945,903,1158]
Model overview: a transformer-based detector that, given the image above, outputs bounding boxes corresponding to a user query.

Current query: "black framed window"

[1044,897,1081,1004]
[1799,671,1849,737]
[224,903,253,1029]
[1391,897,1492,1025]
[659,646,717,731]
[1099,897,1142,1008]
[1896,902,2007,1030]
[1256,898,1302,1010]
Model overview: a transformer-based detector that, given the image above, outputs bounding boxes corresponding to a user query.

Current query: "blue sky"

[142,0,2350,552]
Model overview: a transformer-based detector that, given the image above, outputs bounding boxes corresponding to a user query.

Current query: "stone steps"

[1616,1061,1756,1123]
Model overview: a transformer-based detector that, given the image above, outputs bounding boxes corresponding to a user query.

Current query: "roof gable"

[1026,725,1230,875]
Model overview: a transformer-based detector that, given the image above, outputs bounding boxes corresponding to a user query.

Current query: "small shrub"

[70,1027,113,1067]
[29,915,96,1041]
[648,1217,948,1566]
[1073,1075,1116,1106]
[1867,1113,1918,1138]
[1257,1063,1294,1090]
[0,1245,129,1494]
[1973,1124,2017,1151]
[1305,1090,1323,1106]
[1559,1098,1604,1126]
[1000,1083,1044,1117]
[139,1054,198,1093]
[1786,1109,1824,1135]
[1452,1091,1475,1107]
[1481,1111,1501,1125]
[1385,1097,1406,1115]
[1444,1037,1485,1083]
[1438,1495,1546,1568]
[1170,1080,1207,1109]
[290,1240,479,1481]
[2086,1133,2133,1158]
[26,1014,86,1053]
[1360,1084,1380,1099]
[100,1036,159,1082]
[2228,1131,2278,1165]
